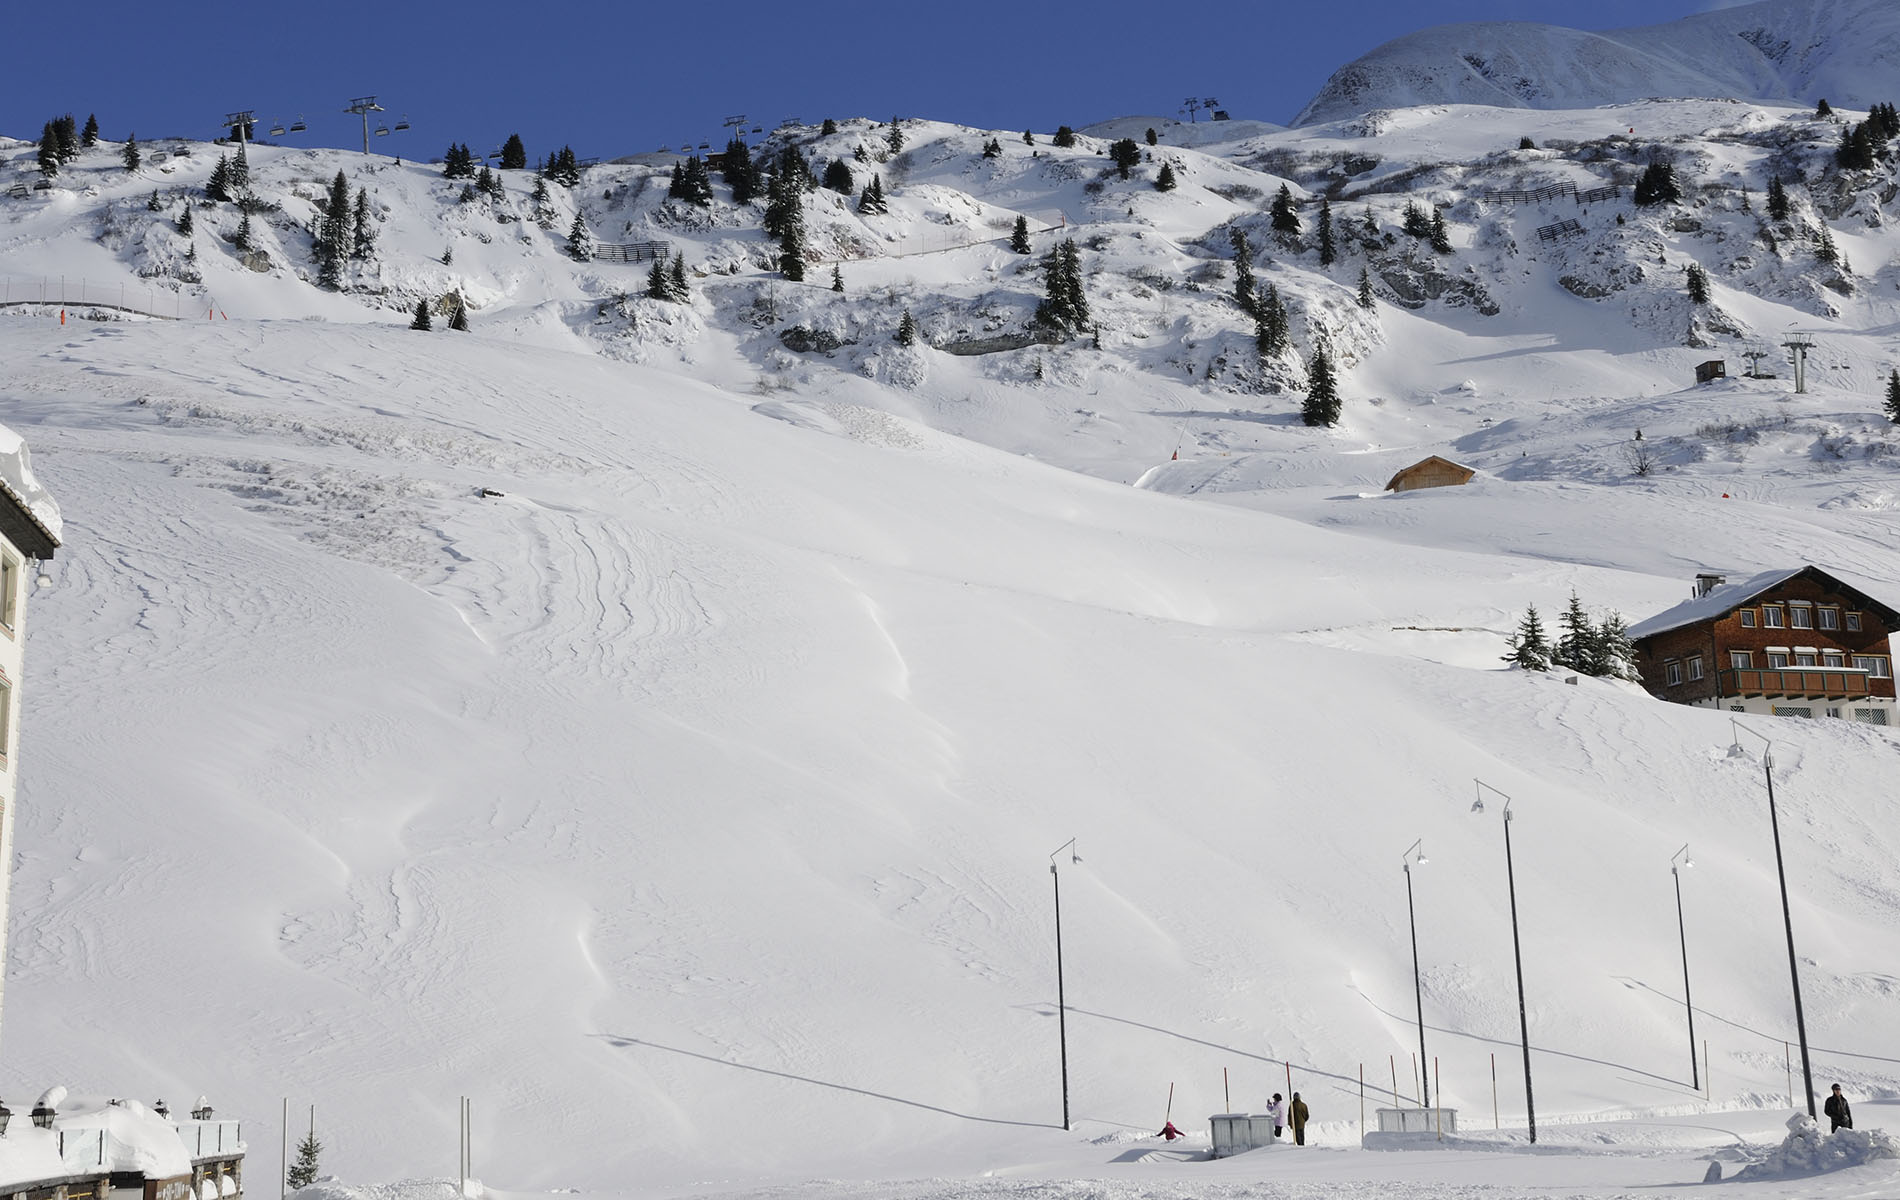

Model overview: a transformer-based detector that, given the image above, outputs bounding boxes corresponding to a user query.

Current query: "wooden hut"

[1384,456,1476,493]
[1696,359,1726,384]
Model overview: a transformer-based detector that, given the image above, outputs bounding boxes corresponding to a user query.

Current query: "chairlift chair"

[289,115,307,133]
[395,115,411,132]
[269,120,286,137]
[375,123,390,137]
[698,142,709,150]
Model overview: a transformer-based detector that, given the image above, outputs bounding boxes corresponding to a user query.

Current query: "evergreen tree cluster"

[1400,201,1433,239]
[1052,126,1077,148]
[856,174,888,215]
[38,114,83,176]
[543,146,580,187]
[1255,284,1290,358]
[721,138,760,204]
[442,143,478,179]
[1501,594,1639,680]
[1834,103,1896,172]
[1032,240,1089,335]
[981,137,1003,159]
[647,252,690,303]
[1109,138,1141,180]
[1270,184,1300,235]
[668,155,713,206]
[315,169,353,289]
[500,134,528,171]
[1633,160,1682,207]
[822,158,854,195]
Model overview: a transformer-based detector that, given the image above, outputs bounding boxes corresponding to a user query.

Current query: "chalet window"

[1730,651,1752,669]
[1738,609,1756,628]
[0,677,10,756]
[0,554,15,630]
[1819,608,1839,630]
[1790,605,1812,629]
[1824,650,1845,668]
[1854,656,1891,678]
[1729,705,1746,713]
[1687,656,1704,681]
[1772,705,1815,719]
[1762,606,1785,628]
[1828,706,1843,719]
[1795,652,1817,667]
[1855,708,1890,725]
[1846,612,1863,632]
[1665,660,1683,686]
[1767,652,1790,669]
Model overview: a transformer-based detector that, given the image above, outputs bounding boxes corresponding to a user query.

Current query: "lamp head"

[1470,799,1484,813]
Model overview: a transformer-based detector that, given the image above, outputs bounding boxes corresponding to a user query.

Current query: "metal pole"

[1672,850,1699,1090]
[1405,858,1429,1110]
[1764,755,1815,1118]
[1052,857,1069,1131]
[280,1098,287,1200]
[1503,802,1536,1143]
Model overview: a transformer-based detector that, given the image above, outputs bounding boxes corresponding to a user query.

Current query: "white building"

[0,424,61,1046]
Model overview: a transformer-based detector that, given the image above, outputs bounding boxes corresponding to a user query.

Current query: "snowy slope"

[1294,0,1900,126]
[1,96,1899,1200]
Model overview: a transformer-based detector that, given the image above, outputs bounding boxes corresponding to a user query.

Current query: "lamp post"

[1402,838,1431,1111]
[1732,721,1815,1117]
[1049,837,1081,1132]
[1476,779,1535,1144]
[1670,845,1700,1091]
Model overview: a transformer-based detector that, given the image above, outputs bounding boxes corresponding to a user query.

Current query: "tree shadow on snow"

[595,1034,1058,1129]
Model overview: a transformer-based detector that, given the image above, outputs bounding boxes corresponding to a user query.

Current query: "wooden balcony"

[1720,668,1871,699]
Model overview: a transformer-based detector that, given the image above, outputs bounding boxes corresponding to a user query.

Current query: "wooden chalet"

[1384,456,1476,493]
[1628,567,1899,723]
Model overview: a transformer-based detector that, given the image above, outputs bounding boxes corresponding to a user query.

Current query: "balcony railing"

[1719,668,1872,699]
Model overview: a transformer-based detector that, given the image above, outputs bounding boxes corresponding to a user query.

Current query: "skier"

[1266,1093,1286,1138]
[1290,1092,1310,1145]
[1825,1084,1853,1131]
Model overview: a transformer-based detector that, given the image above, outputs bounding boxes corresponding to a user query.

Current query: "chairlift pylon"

[394,115,411,132]
[289,115,307,133]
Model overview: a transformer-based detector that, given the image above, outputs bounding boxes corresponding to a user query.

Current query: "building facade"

[1629,567,1897,723]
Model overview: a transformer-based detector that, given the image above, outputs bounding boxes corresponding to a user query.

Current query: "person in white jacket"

[1266,1093,1286,1138]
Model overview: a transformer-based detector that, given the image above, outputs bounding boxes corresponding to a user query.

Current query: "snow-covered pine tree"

[1301,344,1340,426]
[82,113,99,147]
[1633,161,1681,206]
[1502,605,1552,671]
[147,190,161,211]
[1595,613,1640,682]
[1686,263,1710,303]
[1260,285,1289,356]
[1154,161,1177,191]
[1553,592,1595,673]
[1401,201,1431,238]
[1230,228,1256,316]
[1766,176,1789,221]
[1052,126,1076,148]
[722,138,758,204]
[1814,225,1839,265]
[315,170,351,290]
[233,211,254,252]
[1319,199,1336,265]
[896,310,917,346]
[178,205,193,235]
[821,118,838,136]
[565,213,593,262]
[500,133,527,170]
[831,263,844,293]
[207,155,230,201]
[887,117,904,153]
[410,299,432,331]
[448,300,470,332]
[646,258,668,301]
[352,189,375,259]
[1429,207,1453,254]
[53,114,78,161]
[1270,184,1300,235]
[1145,127,1158,146]
[1009,215,1031,254]
[1885,368,1900,424]
[37,122,60,176]
[668,253,689,302]
[286,1126,322,1190]
[1032,240,1089,336]
[122,135,140,172]
[1357,266,1375,310]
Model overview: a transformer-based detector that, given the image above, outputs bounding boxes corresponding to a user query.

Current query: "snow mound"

[1737,1112,1899,1178]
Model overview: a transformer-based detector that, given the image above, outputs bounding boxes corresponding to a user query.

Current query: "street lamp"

[1401,838,1431,1111]
[1477,779,1536,1144]
[1049,837,1081,1132]
[1731,720,1815,1117]
[1669,845,1699,1091]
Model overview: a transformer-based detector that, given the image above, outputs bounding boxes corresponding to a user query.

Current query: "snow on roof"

[0,422,61,552]
[1628,567,1825,640]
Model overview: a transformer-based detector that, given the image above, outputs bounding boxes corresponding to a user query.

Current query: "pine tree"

[178,205,193,235]
[352,189,376,260]
[1302,344,1340,426]
[410,299,432,331]
[230,142,252,196]
[316,169,352,289]
[1154,161,1177,191]
[1429,207,1453,254]
[1270,184,1300,235]
[981,138,1001,159]
[1596,613,1640,682]
[530,175,553,224]
[831,263,844,292]
[233,210,254,252]
[1145,127,1159,146]
[1814,224,1839,265]
[1357,266,1375,310]
[1032,239,1089,335]
[147,189,162,212]
[1518,135,1536,150]
[54,114,78,162]
[1553,592,1594,673]
[896,309,917,346]
[1109,138,1140,180]
[1885,368,1900,423]
[1362,207,1379,240]
[82,113,99,147]
[821,118,838,136]
[554,146,580,187]
[1401,201,1431,238]
[1022,130,1035,146]
[286,1127,322,1191]
[566,213,593,261]
[1502,605,1553,671]
[1261,285,1289,356]
[500,133,527,170]
[646,257,669,301]
[887,118,904,153]
[722,138,758,204]
[822,158,854,194]
[1816,98,1833,119]
[441,143,472,178]
[449,300,470,331]
[38,122,60,176]
[1009,214,1031,253]
[207,155,230,201]
[1766,175,1790,221]
[1318,199,1336,265]
[1052,126,1077,148]
[1686,262,1709,303]
[1230,228,1256,315]
[1633,161,1681,206]
[122,134,141,172]
[668,253,689,302]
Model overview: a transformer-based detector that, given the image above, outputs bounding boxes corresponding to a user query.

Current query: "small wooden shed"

[1384,456,1476,493]
[1696,359,1726,384]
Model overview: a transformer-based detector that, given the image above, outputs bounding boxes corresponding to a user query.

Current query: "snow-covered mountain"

[1295,0,1900,126]
[2,92,1900,1200]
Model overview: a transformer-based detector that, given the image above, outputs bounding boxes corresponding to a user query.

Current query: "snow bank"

[1737,1113,1899,1179]
[0,421,62,543]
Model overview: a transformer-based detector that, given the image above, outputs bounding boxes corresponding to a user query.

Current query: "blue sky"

[8,0,1732,163]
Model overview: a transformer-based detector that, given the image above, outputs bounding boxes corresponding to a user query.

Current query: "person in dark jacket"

[1825,1084,1853,1131]
[1290,1092,1310,1145]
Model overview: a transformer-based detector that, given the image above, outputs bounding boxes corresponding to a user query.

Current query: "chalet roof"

[1383,456,1476,491]
[1628,566,1899,641]
[0,476,58,560]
